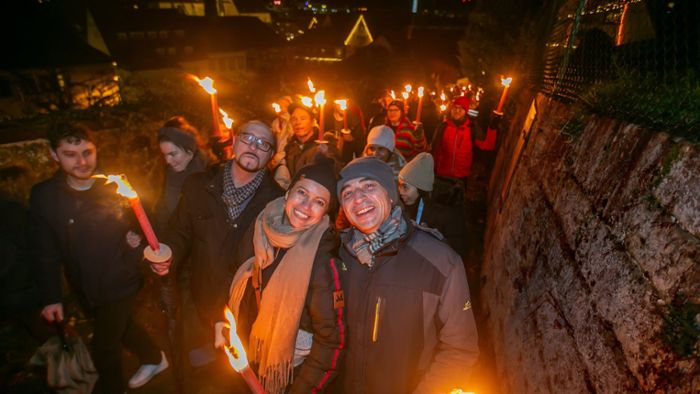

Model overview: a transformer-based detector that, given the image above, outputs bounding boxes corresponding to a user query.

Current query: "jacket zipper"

[372,296,383,343]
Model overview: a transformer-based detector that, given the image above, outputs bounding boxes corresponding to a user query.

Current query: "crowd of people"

[25,89,502,393]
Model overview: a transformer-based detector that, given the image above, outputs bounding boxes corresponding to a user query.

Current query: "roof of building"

[0,2,113,69]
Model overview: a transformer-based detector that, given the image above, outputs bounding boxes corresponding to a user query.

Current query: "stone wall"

[481,93,699,393]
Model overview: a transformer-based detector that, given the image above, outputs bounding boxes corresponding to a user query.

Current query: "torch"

[272,102,281,122]
[415,86,425,123]
[94,174,172,266]
[193,76,220,138]
[494,76,512,115]
[314,90,327,143]
[307,77,316,93]
[334,99,350,134]
[223,307,264,394]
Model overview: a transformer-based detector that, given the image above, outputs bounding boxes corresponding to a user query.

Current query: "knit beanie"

[158,127,198,153]
[366,125,395,151]
[452,96,471,110]
[399,152,434,192]
[337,156,398,203]
[290,156,338,211]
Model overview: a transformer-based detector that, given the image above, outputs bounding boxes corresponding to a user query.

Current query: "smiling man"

[155,120,283,392]
[30,123,165,393]
[336,156,479,394]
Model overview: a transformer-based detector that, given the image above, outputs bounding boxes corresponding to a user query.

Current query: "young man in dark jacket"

[336,157,479,393]
[150,120,284,392]
[30,123,166,394]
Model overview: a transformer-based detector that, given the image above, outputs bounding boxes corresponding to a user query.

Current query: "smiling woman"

[220,157,345,394]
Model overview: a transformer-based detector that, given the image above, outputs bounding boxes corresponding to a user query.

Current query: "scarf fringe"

[250,336,293,394]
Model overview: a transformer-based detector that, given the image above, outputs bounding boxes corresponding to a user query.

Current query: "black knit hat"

[290,156,338,211]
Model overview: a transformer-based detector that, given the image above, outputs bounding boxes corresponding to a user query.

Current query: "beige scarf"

[228,197,329,394]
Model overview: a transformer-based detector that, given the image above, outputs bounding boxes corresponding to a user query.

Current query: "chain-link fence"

[541,0,699,102]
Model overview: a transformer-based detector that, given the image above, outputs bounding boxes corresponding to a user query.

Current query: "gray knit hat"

[337,156,398,203]
[366,125,395,151]
[399,152,434,192]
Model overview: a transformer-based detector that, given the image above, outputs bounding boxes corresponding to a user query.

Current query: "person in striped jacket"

[385,100,427,162]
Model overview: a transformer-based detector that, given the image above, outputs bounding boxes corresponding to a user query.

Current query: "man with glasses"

[148,120,283,392]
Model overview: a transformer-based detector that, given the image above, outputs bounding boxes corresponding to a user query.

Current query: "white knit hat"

[366,125,395,151]
[399,152,434,192]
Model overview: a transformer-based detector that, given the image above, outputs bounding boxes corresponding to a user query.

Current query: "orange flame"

[334,99,347,111]
[219,108,234,129]
[404,84,412,93]
[439,104,448,112]
[307,77,316,93]
[448,390,475,394]
[193,76,217,95]
[314,90,326,106]
[272,102,281,113]
[300,96,313,107]
[93,174,137,199]
[223,307,249,372]
[417,86,424,98]
[401,91,409,100]
[501,76,513,88]
[390,90,396,100]
[440,91,447,101]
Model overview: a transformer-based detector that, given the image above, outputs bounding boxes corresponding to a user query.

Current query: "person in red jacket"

[431,96,499,182]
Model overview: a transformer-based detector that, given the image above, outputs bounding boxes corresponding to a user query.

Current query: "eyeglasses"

[238,133,274,152]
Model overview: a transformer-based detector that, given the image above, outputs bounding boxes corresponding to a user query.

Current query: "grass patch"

[577,71,700,142]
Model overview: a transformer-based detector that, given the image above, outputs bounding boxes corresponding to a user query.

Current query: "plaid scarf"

[350,205,407,268]
[221,161,265,222]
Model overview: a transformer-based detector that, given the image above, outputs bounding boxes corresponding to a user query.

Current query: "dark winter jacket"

[29,172,143,307]
[235,226,346,393]
[285,136,320,178]
[339,222,478,394]
[405,198,467,258]
[165,163,283,325]
[432,118,496,178]
[154,150,207,232]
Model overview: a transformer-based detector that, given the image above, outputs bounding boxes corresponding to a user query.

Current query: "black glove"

[488,111,504,130]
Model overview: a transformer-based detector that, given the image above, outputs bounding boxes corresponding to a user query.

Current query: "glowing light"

[314,90,326,106]
[401,91,409,100]
[501,76,513,88]
[307,77,316,93]
[193,76,217,94]
[219,108,234,129]
[390,90,396,99]
[334,99,347,111]
[440,91,447,101]
[272,102,281,113]
[439,104,447,112]
[300,96,313,107]
[93,174,137,199]
[223,307,249,372]
[417,86,424,98]
[404,84,412,93]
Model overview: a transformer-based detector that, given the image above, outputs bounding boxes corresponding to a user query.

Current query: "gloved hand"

[489,111,504,130]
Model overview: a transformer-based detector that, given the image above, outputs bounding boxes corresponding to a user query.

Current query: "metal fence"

[541,0,699,102]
